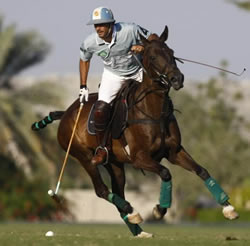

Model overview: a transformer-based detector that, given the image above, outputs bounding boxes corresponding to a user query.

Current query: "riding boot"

[91,100,111,166]
[91,130,109,165]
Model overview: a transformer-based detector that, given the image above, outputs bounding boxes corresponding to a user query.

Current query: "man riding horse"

[32,10,239,236]
[79,6,155,165]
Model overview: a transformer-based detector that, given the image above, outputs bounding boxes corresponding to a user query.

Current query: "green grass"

[0,223,249,246]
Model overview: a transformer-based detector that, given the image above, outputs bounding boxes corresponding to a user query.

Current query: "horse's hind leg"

[105,163,152,238]
[168,146,239,220]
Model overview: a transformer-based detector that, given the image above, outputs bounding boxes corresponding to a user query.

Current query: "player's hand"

[131,45,144,54]
[79,85,89,104]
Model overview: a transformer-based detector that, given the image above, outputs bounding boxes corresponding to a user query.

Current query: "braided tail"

[31,111,65,131]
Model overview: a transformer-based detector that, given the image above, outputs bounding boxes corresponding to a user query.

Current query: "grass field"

[0,222,249,246]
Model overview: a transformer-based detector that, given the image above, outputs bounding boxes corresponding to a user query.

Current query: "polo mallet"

[48,102,84,203]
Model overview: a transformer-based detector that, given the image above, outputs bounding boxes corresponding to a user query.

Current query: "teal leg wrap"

[120,212,142,236]
[47,115,52,122]
[35,122,40,130]
[159,180,172,208]
[205,177,229,205]
[108,193,142,236]
[108,193,128,210]
[108,193,114,203]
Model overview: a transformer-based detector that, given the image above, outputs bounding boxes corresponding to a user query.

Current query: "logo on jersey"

[98,50,108,58]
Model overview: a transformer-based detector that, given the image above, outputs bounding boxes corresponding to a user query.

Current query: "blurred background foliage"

[0,15,50,89]
[229,0,250,11]
[0,4,250,222]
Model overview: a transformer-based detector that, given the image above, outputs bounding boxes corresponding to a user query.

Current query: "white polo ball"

[48,190,54,196]
[45,231,54,237]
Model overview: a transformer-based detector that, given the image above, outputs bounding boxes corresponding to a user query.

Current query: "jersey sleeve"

[80,41,93,61]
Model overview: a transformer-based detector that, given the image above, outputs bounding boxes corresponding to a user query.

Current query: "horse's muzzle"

[171,73,184,90]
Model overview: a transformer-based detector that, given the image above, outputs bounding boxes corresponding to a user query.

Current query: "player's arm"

[79,59,90,87]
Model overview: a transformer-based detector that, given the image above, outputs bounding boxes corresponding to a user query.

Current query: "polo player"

[79,7,155,165]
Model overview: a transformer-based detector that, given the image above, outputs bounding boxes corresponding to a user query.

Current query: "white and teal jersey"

[80,22,151,76]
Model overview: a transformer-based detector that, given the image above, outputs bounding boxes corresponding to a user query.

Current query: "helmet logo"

[94,10,99,16]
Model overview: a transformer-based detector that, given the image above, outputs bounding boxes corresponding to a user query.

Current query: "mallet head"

[48,189,61,204]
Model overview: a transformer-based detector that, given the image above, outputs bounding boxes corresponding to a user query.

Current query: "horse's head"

[140,26,184,90]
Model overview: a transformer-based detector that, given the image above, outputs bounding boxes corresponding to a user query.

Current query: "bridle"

[131,52,172,90]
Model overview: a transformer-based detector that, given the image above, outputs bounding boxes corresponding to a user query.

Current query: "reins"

[132,51,247,78]
[129,52,172,123]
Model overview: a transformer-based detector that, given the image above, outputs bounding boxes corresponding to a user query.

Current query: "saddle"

[87,80,139,139]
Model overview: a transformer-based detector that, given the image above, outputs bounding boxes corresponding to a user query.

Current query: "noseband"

[150,63,170,89]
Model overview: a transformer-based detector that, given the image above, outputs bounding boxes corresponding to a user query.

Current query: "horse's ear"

[159,26,169,42]
[139,33,149,46]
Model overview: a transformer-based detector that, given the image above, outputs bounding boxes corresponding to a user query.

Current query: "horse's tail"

[31,111,65,131]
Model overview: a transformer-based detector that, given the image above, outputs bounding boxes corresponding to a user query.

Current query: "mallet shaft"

[56,103,83,193]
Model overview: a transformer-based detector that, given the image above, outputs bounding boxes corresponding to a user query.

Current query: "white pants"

[98,68,143,103]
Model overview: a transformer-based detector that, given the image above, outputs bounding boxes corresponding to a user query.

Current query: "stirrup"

[94,146,109,165]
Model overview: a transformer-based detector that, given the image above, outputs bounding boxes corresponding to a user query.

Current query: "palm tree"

[0,14,50,88]
[0,14,62,182]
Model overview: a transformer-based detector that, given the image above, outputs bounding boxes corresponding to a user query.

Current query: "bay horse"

[32,26,238,237]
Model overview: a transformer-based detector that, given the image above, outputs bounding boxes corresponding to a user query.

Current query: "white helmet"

[87,7,115,25]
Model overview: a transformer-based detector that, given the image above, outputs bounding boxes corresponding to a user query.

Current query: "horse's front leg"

[130,150,173,221]
[164,121,238,220]
[105,162,142,224]
[165,116,239,220]
[171,146,239,220]
[105,163,152,238]
[70,148,143,224]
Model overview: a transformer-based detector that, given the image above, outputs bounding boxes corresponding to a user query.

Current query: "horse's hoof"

[152,204,167,220]
[222,205,239,220]
[128,210,143,224]
[136,231,153,238]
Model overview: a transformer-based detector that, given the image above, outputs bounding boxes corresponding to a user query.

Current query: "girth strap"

[127,93,173,161]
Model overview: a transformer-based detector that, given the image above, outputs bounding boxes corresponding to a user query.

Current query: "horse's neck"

[135,76,166,118]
